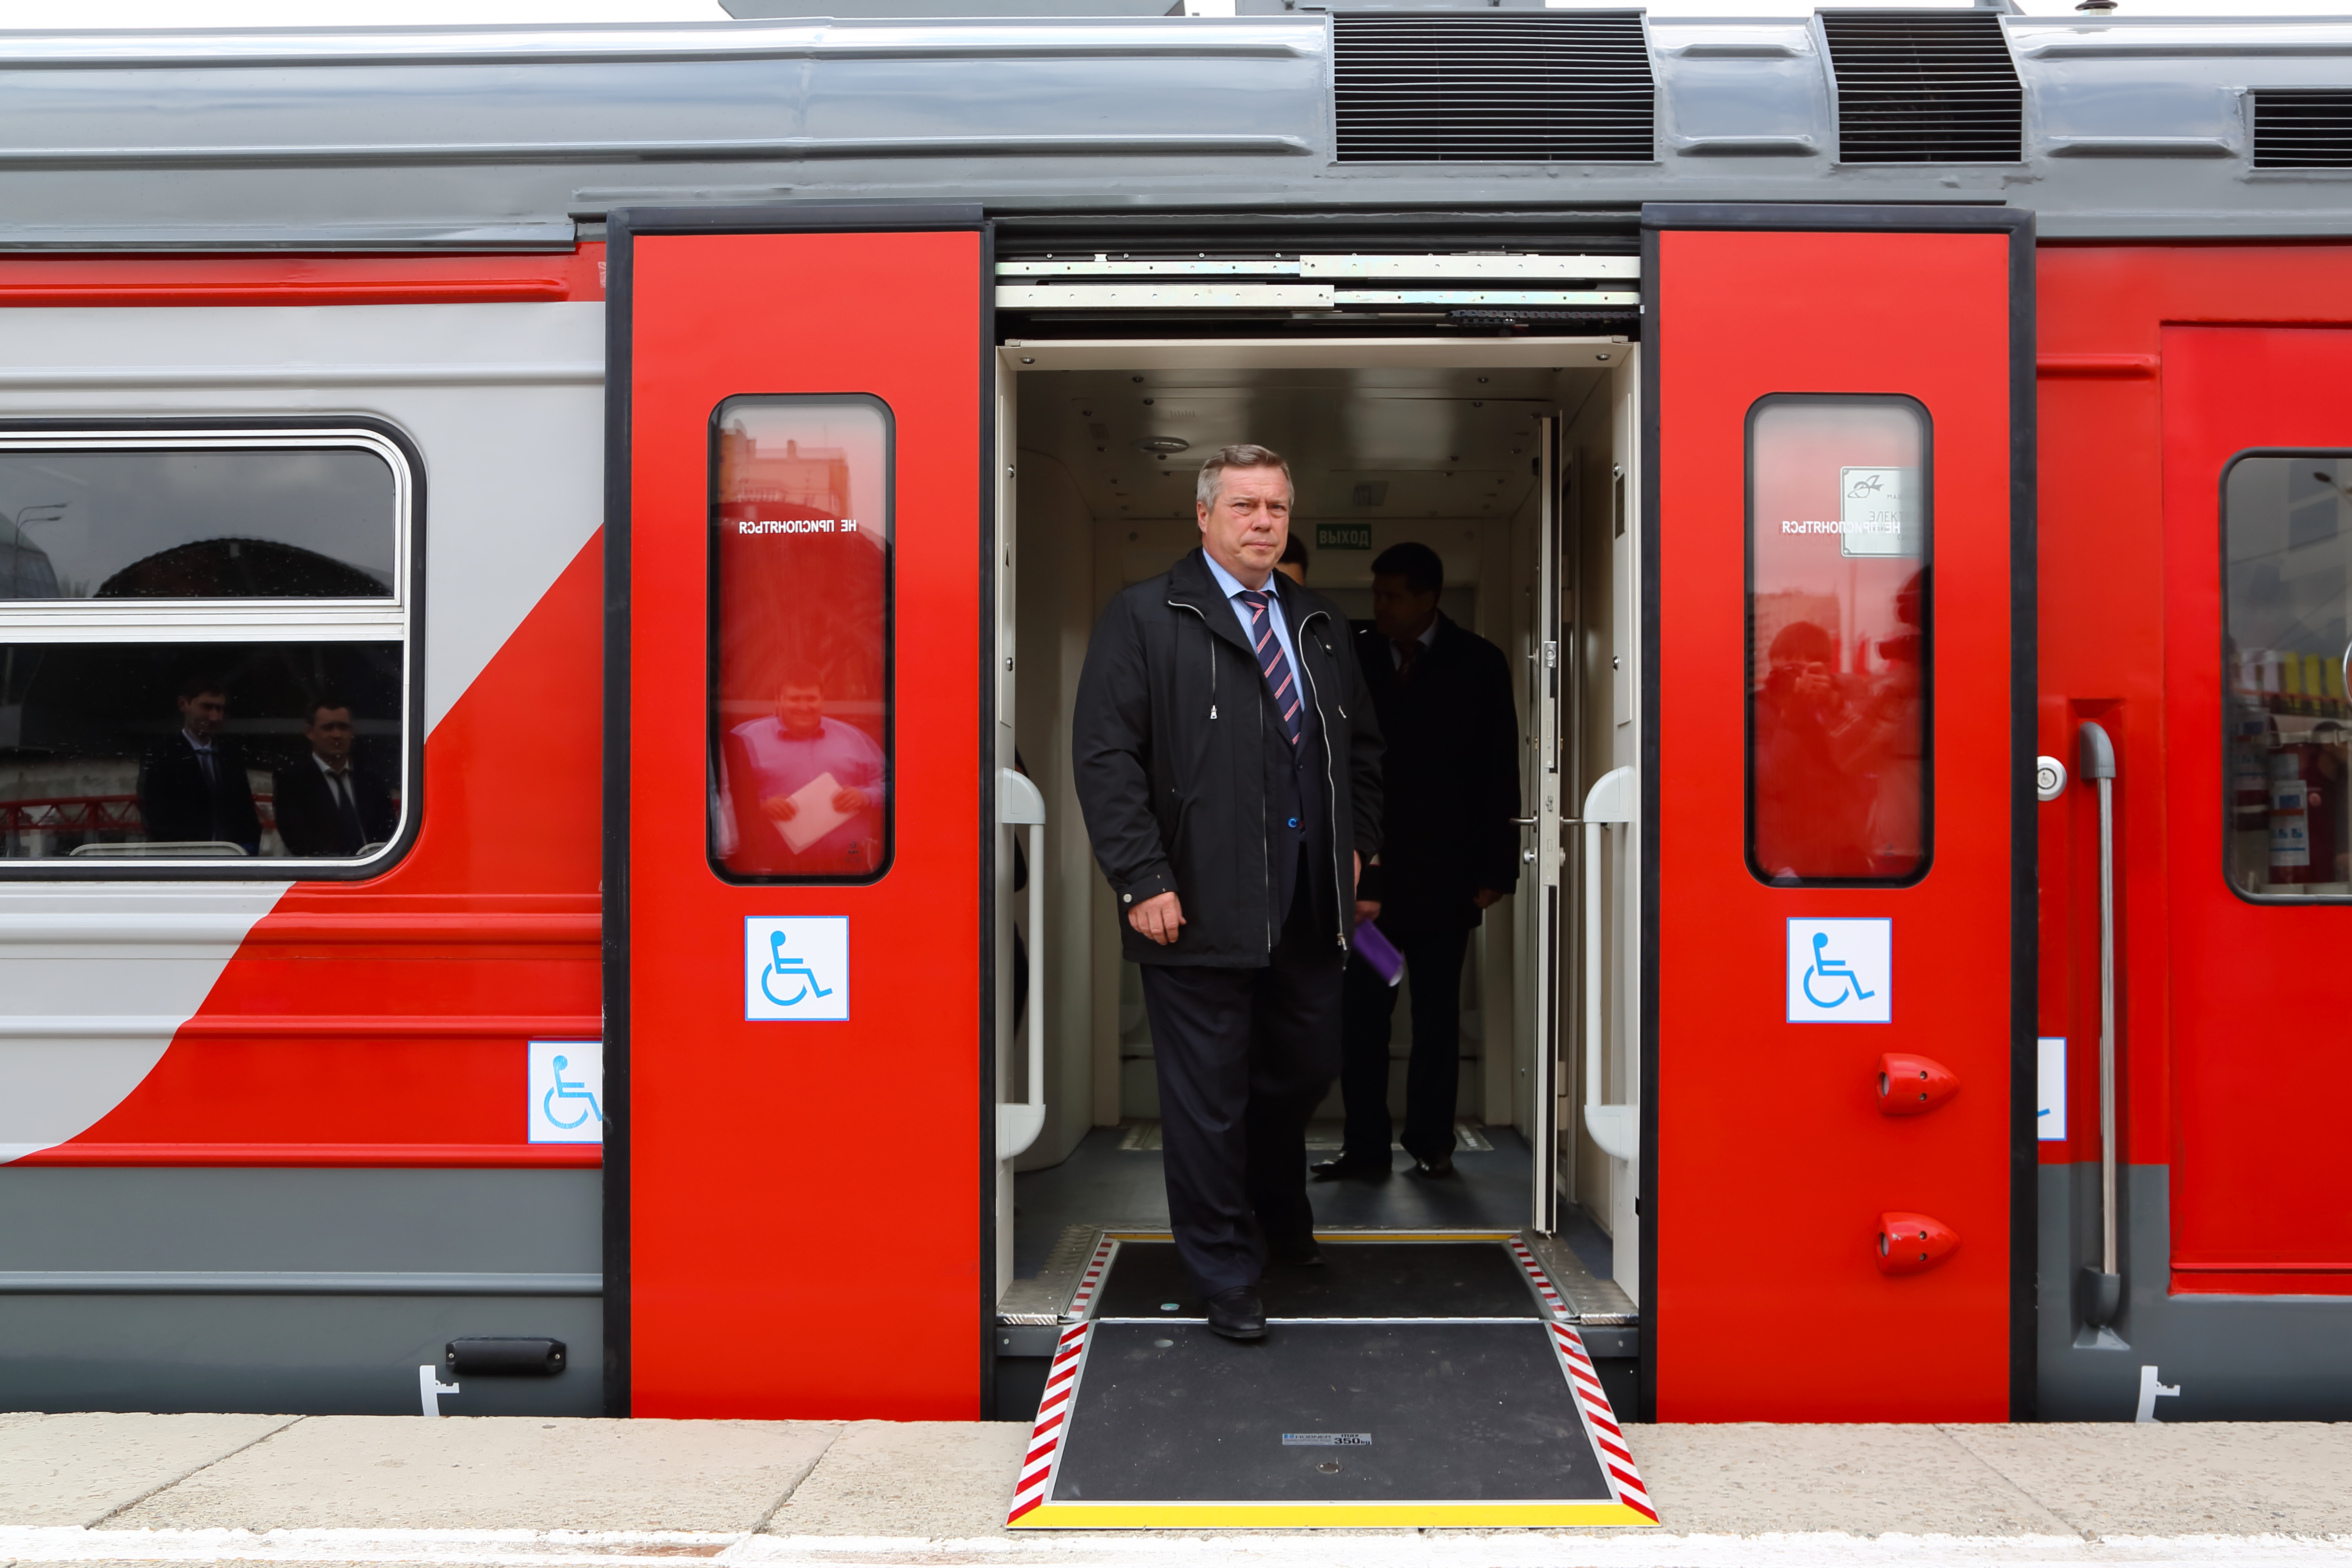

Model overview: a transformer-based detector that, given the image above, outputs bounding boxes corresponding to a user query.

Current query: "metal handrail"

[998,767,1048,1160]
[2078,720,2123,1327]
[1580,766,1637,1163]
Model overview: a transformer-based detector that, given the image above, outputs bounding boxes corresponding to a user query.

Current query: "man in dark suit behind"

[137,674,263,855]
[1317,542,1521,1181]
[272,697,397,858]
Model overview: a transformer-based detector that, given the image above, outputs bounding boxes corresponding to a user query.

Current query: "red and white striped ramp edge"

[1007,1320,1092,1525]
[1548,1318,1657,1523]
[1506,1236,1571,1321]
[1061,1234,1118,1321]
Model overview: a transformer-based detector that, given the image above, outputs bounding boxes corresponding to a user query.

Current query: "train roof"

[1,7,2350,249]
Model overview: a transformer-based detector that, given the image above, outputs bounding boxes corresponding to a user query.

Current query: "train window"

[0,444,395,599]
[2222,452,2352,899]
[1746,395,1932,887]
[0,429,415,870]
[708,396,893,884]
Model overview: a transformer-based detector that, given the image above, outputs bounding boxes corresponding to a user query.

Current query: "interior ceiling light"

[1137,438,1190,454]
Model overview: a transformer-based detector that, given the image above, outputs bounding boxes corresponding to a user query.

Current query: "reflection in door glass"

[708,396,893,883]
[1746,396,1931,886]
[2223,455,2352,897]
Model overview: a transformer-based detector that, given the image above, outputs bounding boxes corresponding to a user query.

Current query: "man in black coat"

[1072,444,1383,1341]
[137,675,263,855]
[272,698,397,858]
[1316,542,1521,1182]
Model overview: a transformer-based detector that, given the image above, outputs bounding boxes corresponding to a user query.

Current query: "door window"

[1746,395,1932,886]
[708,396,894,883]
[0,431,413,867]
[2222,452,2352,897]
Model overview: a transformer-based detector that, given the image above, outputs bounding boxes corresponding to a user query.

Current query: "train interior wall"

[998,345,1638,1307]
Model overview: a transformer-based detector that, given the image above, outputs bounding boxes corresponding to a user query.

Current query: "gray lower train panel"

[0,1167,602,1415]
[2038,1163,2352,1421]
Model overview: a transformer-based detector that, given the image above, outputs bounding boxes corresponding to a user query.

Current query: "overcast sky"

[0,0,2345,26]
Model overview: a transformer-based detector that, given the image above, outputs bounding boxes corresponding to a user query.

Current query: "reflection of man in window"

[137,674,262,855]
[724,676,887,874]
[272,698,396,858]
[1753,620,1873,880]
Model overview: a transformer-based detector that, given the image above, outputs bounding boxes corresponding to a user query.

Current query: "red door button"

[1878,1212,1960,1275]
[1877,1053,1959,1115]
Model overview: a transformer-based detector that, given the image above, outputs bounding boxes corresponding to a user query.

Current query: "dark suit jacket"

[137,733,263,854]
[271,756,396,858]
[1352,613,1521,934]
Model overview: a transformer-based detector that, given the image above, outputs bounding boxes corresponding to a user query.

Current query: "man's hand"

[1472,887,1506,911]
[831,786,866,814]
[762,795,797,822]
[1352,850,1362,897]
[1354,899,1382,925]
[1129,891,1185,946]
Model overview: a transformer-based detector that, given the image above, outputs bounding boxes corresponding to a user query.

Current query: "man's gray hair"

[1196,443,1293,509]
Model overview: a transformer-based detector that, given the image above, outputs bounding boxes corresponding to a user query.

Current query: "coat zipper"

[1296,607,1348,954]
[1167,598,1216,718]
[1169,597,1267,954]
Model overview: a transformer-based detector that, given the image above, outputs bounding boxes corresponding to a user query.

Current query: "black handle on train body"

[446,1336,568,1376]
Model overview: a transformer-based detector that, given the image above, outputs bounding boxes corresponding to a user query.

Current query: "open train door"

[1642,205,2034,1420]
[604,205,993,1417]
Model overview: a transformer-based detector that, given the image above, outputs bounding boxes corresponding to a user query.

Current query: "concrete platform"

[0,1413,2346,1565]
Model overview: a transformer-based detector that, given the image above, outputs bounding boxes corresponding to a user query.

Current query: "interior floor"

[1013,1124,1618,1280]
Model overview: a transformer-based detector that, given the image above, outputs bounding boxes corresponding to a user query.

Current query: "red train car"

[0,6,2346,1439]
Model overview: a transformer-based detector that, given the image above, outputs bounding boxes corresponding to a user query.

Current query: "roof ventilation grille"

[1332,12,1655,165]
[1820,11,2022,164]
[2253,91,2352,169]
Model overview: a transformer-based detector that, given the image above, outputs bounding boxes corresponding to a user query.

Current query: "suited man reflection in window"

[137,674,263,854]
[273,698,396,858]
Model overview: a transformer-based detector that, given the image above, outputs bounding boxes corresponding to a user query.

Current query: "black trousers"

[1137,864,1342,1297]
[1339,923,1473,1166]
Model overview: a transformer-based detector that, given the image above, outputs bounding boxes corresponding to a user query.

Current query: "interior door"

[606,206,991,1418]
[1524,415,1565,1232]
[2162,327,2352,1297]
[1645,207,2033,1420]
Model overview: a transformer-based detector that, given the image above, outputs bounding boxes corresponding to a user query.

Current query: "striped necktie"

[1237,588,1303,749]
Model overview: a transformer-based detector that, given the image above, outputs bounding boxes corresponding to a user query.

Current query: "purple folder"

[1352,919,1404,986]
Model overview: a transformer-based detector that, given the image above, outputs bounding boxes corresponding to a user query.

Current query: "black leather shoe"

[1310,1155,1388,1182]
[1269,1237,1325,1267]
[1412,1154,1457,1178]
[1205,1287,1267,1340]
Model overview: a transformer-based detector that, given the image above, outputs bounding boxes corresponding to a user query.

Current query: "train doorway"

[606,205,2031,1451]
[986,338,1648,1483]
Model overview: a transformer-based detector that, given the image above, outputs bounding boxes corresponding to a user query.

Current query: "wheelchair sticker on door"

[745,916,850,1021]
[1786,918,1891,1024]
[527,1039,604,1143]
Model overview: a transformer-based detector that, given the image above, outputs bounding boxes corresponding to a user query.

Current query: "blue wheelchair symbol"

[541,1054,603,1130]
[760,930,835,1008]
[1800,931,1877,1009]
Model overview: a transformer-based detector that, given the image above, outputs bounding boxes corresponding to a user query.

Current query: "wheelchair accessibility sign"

[746,916,849,1021]
[1786,918,1891,1023]
[527,1039,604,1144]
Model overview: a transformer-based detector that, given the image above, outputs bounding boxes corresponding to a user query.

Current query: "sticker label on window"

[1838,466,1922,558]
